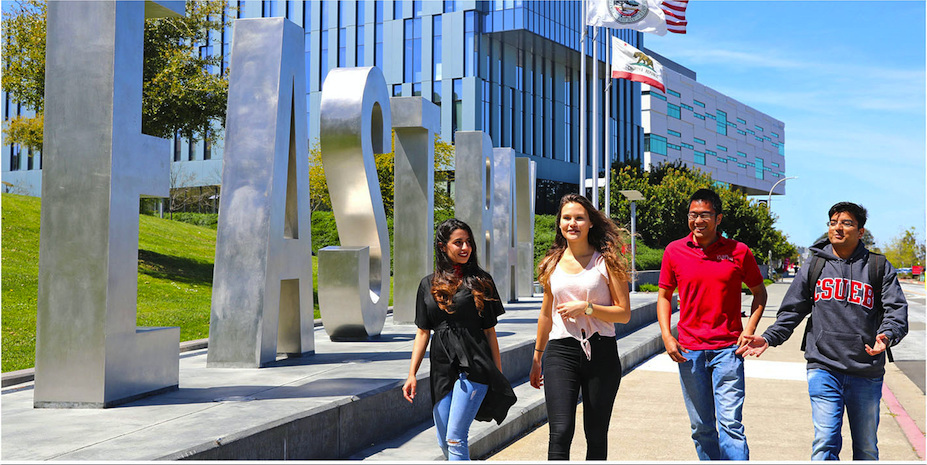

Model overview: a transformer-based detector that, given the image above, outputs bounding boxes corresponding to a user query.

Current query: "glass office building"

[2,1,645,214]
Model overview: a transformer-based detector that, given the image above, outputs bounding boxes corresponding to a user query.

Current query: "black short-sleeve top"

[414,273,515,424]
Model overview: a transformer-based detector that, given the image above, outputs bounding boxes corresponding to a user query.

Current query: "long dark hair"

[537,193,630,289]
[430,218,496,315]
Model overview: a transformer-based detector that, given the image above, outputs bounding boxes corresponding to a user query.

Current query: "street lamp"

[765,176,797,277]
[620,189,645,293]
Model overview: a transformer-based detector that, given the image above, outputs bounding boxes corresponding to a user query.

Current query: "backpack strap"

[800,255,826,351]
[869,253,892,362]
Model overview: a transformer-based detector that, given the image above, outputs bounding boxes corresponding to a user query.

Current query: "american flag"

[662,0,689,34]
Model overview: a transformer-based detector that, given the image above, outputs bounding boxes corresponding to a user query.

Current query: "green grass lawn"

[1,193,334,373]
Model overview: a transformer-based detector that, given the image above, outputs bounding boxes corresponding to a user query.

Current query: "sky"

[644,0,926,250]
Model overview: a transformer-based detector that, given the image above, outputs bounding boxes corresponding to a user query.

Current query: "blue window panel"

[771,132,779,138]
[393,84,402,96]
[394,0,402,19]
[667,88,680,98]
[736,117,747,124]
[412,82,422,96]
[646,91,666,101]
[681,142,694,149]
[693,99,705,107]
[737,151,747,157]
[668,103,681,119]
[717,157,727,163]
[737,129,746,136]
[693,137,705,145]
[681,103,693,111]
[694,151,705,165]
[755,124,764,132]
[667,129,681,137]
[668,143,681,151]
[694,113,705,120]
[717,145,727,152]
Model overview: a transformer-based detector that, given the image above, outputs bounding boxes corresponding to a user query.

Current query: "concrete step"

[352,312,679,461]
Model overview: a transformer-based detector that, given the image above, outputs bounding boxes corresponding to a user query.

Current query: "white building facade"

[641,50,786,196]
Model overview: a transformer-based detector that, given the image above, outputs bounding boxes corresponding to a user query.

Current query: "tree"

[308,133,456,215]
[608,160,796,263]
[882,227,925,269]
[1,0,230,151]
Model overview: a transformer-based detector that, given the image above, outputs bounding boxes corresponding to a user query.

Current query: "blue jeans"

[677,344,749,460]
[433,372,489,461]
[807,368,882,460]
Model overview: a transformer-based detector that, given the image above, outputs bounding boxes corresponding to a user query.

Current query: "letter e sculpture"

[35,0,185,408]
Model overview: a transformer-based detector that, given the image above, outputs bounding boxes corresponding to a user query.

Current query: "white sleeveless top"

[548,251,616,359]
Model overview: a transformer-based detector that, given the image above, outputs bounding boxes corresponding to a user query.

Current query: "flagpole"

[604,34,611,217]
[579,0,586,197]
[591,26,599,209]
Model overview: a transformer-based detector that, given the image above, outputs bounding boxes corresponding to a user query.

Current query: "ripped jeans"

[433,372,489,460]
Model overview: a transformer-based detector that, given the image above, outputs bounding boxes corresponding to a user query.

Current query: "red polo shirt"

[659,233,763,350]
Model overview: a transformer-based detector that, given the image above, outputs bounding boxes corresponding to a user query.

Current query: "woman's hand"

[555,300,588,319]
[529,358,544,389]
[402,375,417,403]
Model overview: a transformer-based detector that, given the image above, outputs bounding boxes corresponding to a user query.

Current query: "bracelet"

[534,348,544,353]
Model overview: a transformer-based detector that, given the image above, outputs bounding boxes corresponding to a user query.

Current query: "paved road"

[486,280,926,461]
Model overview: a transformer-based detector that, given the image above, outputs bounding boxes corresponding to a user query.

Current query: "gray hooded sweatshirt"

[762,239,908,378]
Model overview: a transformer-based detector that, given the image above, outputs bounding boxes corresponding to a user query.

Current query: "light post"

[620,189,645,292]
[765,176,797,277]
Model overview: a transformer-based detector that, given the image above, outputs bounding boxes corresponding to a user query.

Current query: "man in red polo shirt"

[657,188,767,461]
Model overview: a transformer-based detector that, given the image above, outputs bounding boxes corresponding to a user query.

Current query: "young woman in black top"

[402,218,516,461]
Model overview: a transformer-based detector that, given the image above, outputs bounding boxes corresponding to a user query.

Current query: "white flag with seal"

[586,0,667,36]
[611,36,665,92]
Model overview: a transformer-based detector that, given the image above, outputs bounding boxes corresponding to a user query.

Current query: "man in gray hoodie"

[737,202,908,460]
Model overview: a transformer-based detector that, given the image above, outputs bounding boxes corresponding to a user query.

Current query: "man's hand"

[663,334,689,363]
[736,334,769,357]
[865,333,890,356]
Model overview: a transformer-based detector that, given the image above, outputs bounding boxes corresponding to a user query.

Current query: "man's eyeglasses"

[687,212,714,220]
[827,220,856,228]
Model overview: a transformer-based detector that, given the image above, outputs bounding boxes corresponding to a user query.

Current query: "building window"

[771,131,779,138]
[433,81,442,106]
[320,30,329,87]
[9,145,20,171]
[644,134,667,155]
[694,151,705,165]
[404,18,422,83]
[778,144,785,156]
[464,11,477,77]
[412,82,422,97]
[681,142,694,150]
[694,113,705,120]
[680,103,693,111]
[564,67,572,162]
[204,134,212,160]
[667,143,681,151]
[667,129,681,137]
[737,151,747,157]
[693,99,705,107]
[717,145,727,151]
[693,137,705,145]
[173,132,182,162]
[736,117,747,124]
[392,84,402,96]
[444,1,457,13]
[755,124,764,132]
[716,110,727,135]
[394,0,402,19]
[771,162,780,168]
[452,79,463,142]
[356,4,365,67]
[755,157,764,179]
[433,14,442,85]
[737,129,746,135]
[644,90,666,101]
[666,88,680,98]
[668,103,681,119]
[375,2,384,68]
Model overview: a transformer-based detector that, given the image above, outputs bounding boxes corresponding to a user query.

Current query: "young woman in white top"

[529,193,632,460]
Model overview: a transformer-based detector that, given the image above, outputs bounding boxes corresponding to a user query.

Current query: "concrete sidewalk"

[0,293,672,461]
[487,281,925,461]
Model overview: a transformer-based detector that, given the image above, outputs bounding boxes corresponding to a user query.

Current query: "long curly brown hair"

[537,193,630,289]
[430,218,497,315]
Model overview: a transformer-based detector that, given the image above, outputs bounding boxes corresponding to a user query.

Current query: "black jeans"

[543,334,622,460]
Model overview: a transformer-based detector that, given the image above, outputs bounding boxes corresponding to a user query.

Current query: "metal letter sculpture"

[35,0,185,407]
[454,132,494,269]
[207,18,313,367]
[390,97,440,324]
[319,67,392,340]
[491,148,517,302]
[515,158,538,297]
